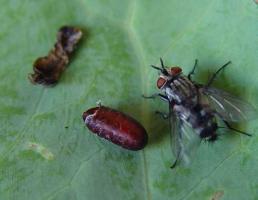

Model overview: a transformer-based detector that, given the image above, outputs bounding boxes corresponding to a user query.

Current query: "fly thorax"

[165,86,181,103]
[173,76,198,104]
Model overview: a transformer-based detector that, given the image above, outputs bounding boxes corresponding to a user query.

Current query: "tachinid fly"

[144,58,256,168]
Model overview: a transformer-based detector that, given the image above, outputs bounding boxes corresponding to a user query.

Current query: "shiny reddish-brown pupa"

[82,106,148,150]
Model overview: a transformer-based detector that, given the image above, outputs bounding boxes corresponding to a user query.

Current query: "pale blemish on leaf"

[210,191,224,200]
[26,142,54,160]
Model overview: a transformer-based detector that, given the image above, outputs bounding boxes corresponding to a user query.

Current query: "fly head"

[151,58,183,89]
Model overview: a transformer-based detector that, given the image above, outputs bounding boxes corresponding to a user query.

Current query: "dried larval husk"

[29,26,82,86]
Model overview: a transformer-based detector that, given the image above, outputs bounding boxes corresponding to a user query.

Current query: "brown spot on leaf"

[210,191,224,200]
[29,26,82,86]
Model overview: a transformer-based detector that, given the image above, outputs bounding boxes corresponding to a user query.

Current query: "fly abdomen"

[175,103,218,141]
[199,123,218,141]
[190,104,218,141]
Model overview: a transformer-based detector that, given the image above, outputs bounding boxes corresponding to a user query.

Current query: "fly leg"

[222,120,252,136]
[142,93,169,102]
[206,61,231,87]
[169,114,183,169]
[188,59,198,80]
[143,94,170,118]
[170,153,180,169]
[150,58,167,73]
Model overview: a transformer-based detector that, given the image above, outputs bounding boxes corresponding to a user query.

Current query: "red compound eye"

[169,67,182,76]
[157,77,167,89]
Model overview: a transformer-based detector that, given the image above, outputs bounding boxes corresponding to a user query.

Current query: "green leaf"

[1,1,258,200]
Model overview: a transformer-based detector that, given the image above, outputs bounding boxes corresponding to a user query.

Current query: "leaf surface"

[0,1,258,200]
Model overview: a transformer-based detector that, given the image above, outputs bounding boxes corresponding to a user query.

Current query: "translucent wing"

[201,87,257,122]
[169,104,201,168]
